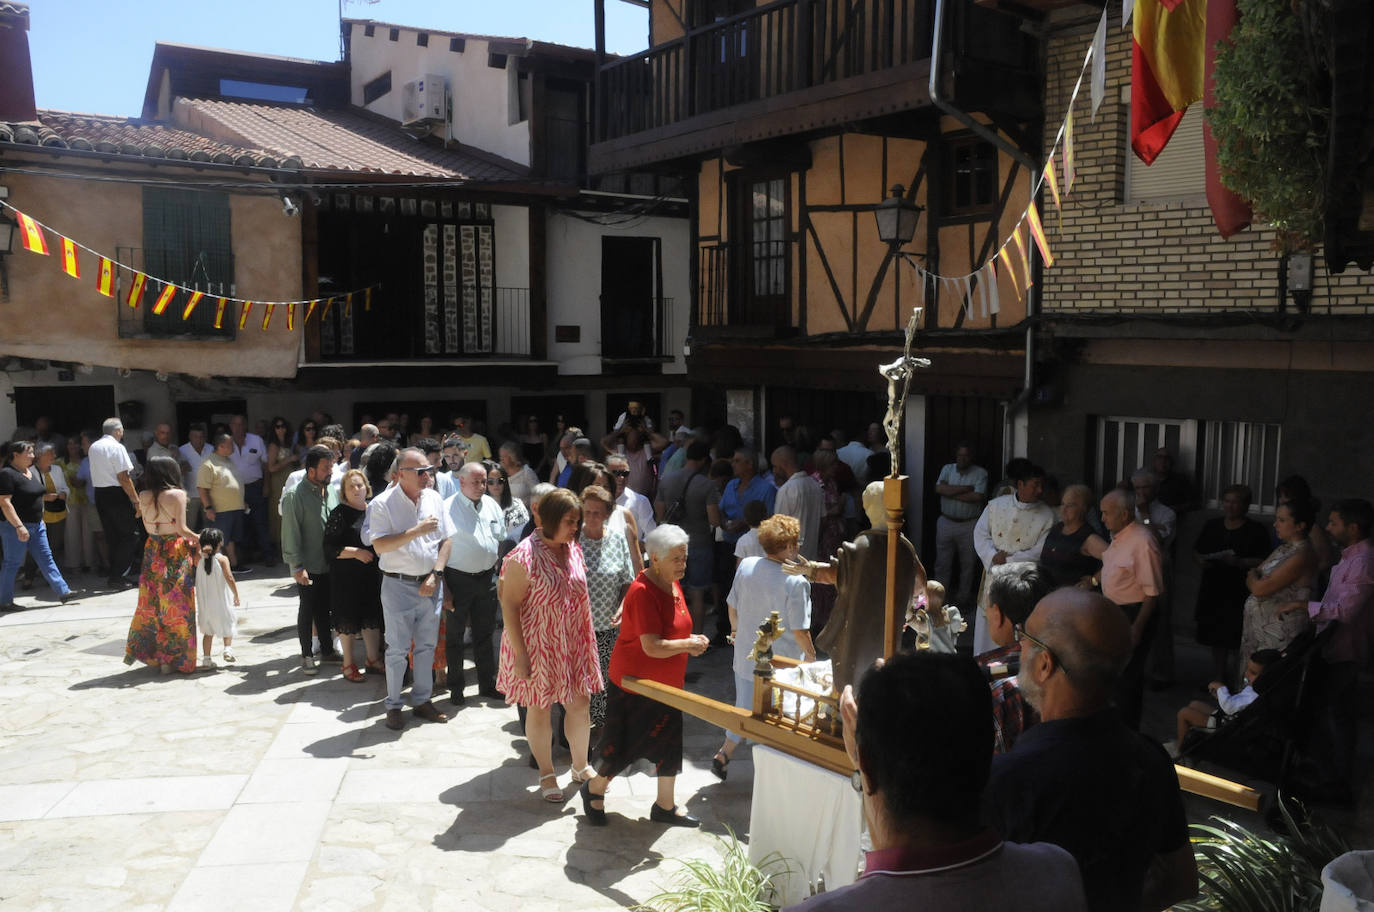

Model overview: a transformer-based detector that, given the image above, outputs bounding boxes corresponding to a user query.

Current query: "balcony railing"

[697,243,793,333]
[597,0,934,143]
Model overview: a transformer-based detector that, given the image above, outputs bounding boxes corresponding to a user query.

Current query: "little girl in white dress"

[196,528,240,669]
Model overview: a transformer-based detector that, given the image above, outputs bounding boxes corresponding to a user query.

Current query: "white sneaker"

[222,648,236,664]
[199,655,216,670]
[302,655,318,675]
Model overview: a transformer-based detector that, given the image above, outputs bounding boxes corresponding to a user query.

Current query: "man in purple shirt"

[1285,498,1373,794]
[786,652,1088,912]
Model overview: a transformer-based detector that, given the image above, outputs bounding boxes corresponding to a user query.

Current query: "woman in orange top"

[579,523,710,827]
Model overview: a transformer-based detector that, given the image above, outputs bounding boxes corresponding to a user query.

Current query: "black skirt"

[593,680,683,779]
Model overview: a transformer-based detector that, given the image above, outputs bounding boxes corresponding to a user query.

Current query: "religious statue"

[785,481,926,693]
[747,610,787,674]
[877,308,931,472]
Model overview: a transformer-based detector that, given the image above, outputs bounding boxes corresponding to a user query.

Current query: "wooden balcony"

[591,0,936,173]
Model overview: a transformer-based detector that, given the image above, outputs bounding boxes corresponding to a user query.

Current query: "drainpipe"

[929,0,1038,464]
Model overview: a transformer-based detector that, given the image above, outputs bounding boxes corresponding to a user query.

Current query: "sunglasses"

[274,423,287,429]
[611,470,631,478]
[1013,623,1073,678]
[487,478,505,485]
[399,465,437,476]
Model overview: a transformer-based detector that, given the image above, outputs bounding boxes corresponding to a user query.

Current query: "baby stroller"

[1179,625,1334,797]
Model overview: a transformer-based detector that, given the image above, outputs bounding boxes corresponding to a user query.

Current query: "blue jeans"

[725,671,753,745]
[1,521,70,605]
[381,575,442,710]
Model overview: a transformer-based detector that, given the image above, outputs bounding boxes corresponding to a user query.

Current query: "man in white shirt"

[606,452,655,541]
[363,447,454,731]
[88,417,141,588]
[835,429,875,486]
[178,424,213,529]
[770,445,824,560]
[229,414,272,566]
[933,443,990,611]
[443,462,505,705]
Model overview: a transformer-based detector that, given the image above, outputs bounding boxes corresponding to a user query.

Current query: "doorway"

[14,385,117,439]
[601,236,663,360]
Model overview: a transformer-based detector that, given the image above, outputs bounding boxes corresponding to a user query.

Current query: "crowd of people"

[3,404,1370,910]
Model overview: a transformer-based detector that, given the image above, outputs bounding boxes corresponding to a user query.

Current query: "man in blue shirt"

[718,448,776,546]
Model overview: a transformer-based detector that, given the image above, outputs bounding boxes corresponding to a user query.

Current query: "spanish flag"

[998,244,1021,301]
[183,291,204,321]
[304,299,318,322]
[126,272,148,309]
[1131,0,1207,165]
[16,212,48,255]
[60,238,80,278]
[238,301,253,330]
[152,282,177,316]
[286,303,295,331]
[96,258,115,297]
[363,288,372,311]
[213,297,228,329]
[344,293,353,318]
[321,297,334,320]
[1011,224,1033,289]
[261,302,276,331]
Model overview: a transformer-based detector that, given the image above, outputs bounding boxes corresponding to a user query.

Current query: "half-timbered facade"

[591,0,1047,552]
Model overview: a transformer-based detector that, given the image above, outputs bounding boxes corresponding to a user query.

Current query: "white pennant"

[1123,0,1134,27]
[1092,8,1107,120]
[978,264,991,318]
[961,276,974,320]
[989,261,1001,315]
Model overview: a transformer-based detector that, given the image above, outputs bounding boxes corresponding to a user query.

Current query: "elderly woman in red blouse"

[579,523,710,827]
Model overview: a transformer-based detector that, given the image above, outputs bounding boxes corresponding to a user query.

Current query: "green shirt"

[280,479,338,574]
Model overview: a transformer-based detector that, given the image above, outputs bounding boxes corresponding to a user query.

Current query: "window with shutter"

[1124,104,1206,203]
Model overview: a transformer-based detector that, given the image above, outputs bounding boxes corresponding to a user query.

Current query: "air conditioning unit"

[401,74,446,127]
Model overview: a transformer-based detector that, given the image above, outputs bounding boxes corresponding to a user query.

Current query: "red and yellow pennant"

[304,299,318,323]
[96,258,115,297]
[286,303,295,331]
[998,244,1021,301]
[1026,202,1055,269]
[344,293,353,318]
[238,301,253,330]
[1043,155,1062,219]
[261,302,276,331]
[152,282,177,316]
[16,212,49,255]
[60,237,80,278]
[321,297,334,320]
[363,288,372,311]
[1063,111,1076,193]
[182,291,204,321]
[1012,224,1034,289]
[126,272,148,309]
[213,297,228,329]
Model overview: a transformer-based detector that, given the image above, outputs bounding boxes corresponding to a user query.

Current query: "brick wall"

[1040,24,1374,316]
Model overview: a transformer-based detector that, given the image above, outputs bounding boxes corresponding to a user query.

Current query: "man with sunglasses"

[984,588,1196,912]
[606,453,655,542]
[363,448,454,731]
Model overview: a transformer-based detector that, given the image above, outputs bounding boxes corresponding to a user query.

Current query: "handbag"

[661,468,703,525]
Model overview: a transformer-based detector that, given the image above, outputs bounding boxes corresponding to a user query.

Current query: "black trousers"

[1113,601,1157,731]
[297,573,335,658]
[94,486,139,580]
[243,480,271,561]
[443,565,499,694]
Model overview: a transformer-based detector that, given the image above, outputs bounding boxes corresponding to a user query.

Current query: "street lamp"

[874,184,922,248]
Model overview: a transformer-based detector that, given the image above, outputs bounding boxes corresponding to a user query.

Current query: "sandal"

[364,658,385,674]
[570,765,597,784]
[342,663,366,683]
[711,752,729,781]
[539,773,563,803]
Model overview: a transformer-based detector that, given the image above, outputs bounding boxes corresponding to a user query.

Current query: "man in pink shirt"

[1097,488,1164,729]
[1284,498,1373,795]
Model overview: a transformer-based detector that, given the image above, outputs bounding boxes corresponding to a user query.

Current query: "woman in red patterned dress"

[579,524,711,828]
[497,487,602,801]
[123,457,200,673]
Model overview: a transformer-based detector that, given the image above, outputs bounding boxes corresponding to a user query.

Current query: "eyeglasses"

[399,466,436,476]
[1013,624,1072,678]
[487,478,504,485]
[274,423,287,429]
[611,470,630,478]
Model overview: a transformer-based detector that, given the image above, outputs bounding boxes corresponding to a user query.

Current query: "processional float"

[621,307,1260,812]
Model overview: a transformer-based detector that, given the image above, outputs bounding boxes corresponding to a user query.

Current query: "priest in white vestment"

[971,460,1055,654]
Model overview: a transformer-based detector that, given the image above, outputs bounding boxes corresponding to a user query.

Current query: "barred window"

[132,188,235,339]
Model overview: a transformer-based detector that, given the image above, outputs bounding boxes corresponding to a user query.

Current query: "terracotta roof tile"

[175,98,525,182]
[0,110,290,167]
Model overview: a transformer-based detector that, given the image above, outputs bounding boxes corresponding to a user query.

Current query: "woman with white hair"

[579,524,710,827]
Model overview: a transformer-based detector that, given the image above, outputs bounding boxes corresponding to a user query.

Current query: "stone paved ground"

[0,568,754,911]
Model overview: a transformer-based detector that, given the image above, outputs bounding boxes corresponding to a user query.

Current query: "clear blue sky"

[29,0,649,117]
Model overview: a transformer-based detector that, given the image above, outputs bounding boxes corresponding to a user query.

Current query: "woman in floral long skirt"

[124,456,201,673]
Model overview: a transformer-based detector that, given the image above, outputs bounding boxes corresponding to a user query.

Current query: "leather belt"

[382,570,433,583]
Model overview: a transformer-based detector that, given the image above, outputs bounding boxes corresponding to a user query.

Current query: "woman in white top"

[711,514,815,780]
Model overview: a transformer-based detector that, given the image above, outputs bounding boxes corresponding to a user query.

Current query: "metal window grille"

[1095,416,1198,492]
[1201,421,1283,515]
[750,178,786,298]
[133,188,235,338]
